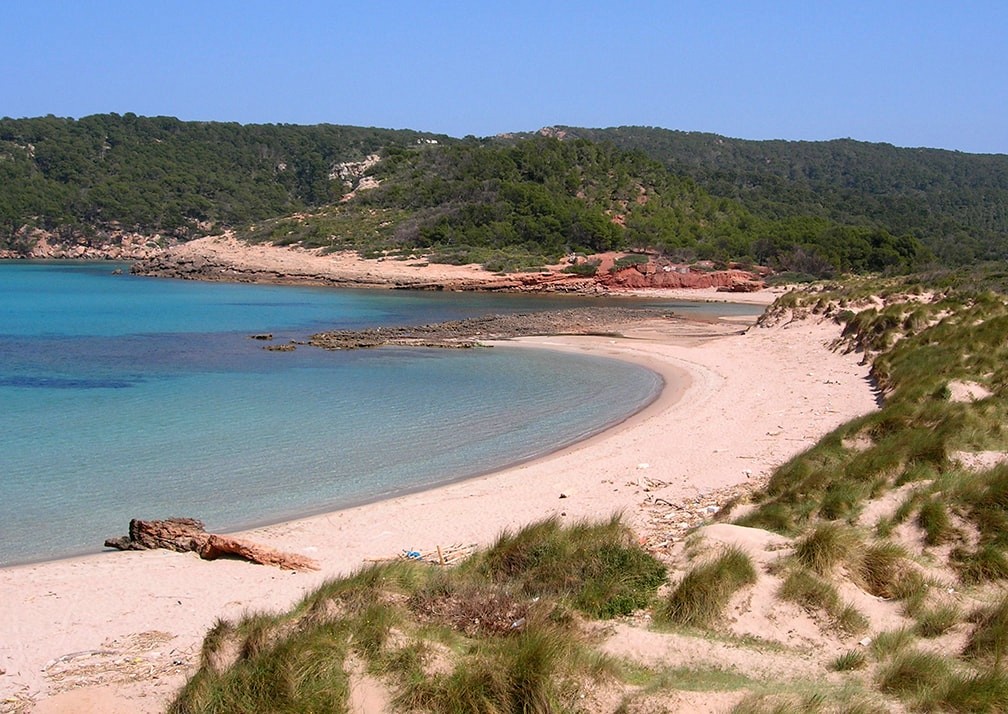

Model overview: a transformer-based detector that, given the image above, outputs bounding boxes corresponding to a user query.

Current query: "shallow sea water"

[0,261,758,565]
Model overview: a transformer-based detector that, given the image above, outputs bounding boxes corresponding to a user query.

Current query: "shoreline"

[0,308,879,713]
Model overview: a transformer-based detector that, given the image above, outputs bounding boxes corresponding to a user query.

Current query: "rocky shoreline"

[125,234,767,296]
[306,307,682,350]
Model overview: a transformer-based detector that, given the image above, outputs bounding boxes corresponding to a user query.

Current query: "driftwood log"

[104,518,318,571]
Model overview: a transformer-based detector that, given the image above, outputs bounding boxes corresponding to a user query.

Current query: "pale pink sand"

[0,313,877,712]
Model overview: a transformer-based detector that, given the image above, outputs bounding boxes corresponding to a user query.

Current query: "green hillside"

[549,126,1008,263]
[5,114,1005,274]
[0,113,450,245]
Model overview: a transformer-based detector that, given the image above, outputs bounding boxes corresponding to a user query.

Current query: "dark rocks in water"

[104,517,318,571]
[249,333,273,340]
[264,343,296,351]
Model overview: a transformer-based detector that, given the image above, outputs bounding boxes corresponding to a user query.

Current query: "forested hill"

[0,114,450,245]
[540,126,1008,264]
[1,114,1004,274]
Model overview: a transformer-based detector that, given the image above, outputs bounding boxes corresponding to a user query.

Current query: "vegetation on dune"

[657,546,757,628]
[169,517,666,713]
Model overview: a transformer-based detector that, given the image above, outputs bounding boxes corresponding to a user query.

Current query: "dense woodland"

[2,114,1006,274]
[548,126,1008,264]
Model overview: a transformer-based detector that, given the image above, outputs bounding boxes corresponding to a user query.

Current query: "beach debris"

[40,631,191,694]
[386,543,476,567]
[639,475,769,549]
[104,518,318,571]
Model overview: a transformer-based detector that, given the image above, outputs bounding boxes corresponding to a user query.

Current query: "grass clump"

[397,617,582,714]
[939,669,1008,712]
[876,649,953,700]
[831,649,867,671]
[869,628,916,660]
[914,603,961,638]
[778,568,868,635]
[917,498,954,545]
[473,515,667,618]
[953,544,1008,584]
[854,542,912,598]
[658,546,757,628]
[170,619,350,714]
[963,595,1008,663]
[793,523,859,575]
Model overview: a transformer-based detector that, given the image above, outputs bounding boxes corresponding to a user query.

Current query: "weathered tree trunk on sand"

[104,518,318,571]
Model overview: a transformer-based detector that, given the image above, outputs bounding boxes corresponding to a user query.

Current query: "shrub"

[562,260,600,277]
[611,253,650,271]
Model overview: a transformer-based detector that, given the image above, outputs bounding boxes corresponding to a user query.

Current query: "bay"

[0,261,758,565]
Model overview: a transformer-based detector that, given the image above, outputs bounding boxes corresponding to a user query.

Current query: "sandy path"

[0,313,878,712]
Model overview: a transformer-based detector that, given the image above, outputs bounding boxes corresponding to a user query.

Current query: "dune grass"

[469,514,667,619]
[831,649,867,672]
[658,546,757,628]
[778,568,868,635]
[169,515,666,713]
[793,523,860,575]
[963,595,1008,664]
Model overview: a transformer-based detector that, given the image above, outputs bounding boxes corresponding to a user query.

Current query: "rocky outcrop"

[104,518,318,571]
[594,254,765,292]
[0,226,179,260]
[128,237,768,296]
[309,306,678,350]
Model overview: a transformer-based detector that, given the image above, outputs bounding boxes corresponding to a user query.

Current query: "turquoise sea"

[0,261,760,566]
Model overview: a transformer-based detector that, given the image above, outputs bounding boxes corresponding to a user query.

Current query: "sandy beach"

[0,297,879,713]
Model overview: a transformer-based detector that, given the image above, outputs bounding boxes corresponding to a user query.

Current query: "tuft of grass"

[939,669,1008,712]
[658,546,757,628]
[473,515,667,619]
[891,569,930,616]
[870,628,915,660]
[779,568,868,635]
[397,618,573,714]
[831,649,867,671]
[876,649,953,700]
[917,498,954,545]
[963,595,1008,664]
[794,523,859,575]
[914,603,961,638]
[836,604,870,636]
[854,542,911,598]
[169,619,350,714]
[953,544,1008,584]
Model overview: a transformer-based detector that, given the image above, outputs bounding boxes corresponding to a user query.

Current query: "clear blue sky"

[4,1,1006,154]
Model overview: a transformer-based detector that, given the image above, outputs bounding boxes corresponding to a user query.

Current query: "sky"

[3,1,1006,154]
